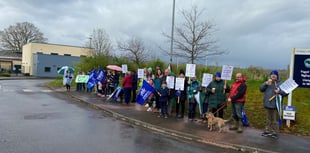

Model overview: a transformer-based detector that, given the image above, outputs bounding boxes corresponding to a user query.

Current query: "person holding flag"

[260,70,287,139]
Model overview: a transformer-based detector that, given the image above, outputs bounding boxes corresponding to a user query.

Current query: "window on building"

[44,67,51,72]
[51,53,58,55]
[64,54,71,56]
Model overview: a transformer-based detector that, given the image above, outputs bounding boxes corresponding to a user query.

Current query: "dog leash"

[212,100,230,115]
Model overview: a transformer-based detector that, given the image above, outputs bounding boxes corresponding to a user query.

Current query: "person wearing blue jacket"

[158,81,169,118]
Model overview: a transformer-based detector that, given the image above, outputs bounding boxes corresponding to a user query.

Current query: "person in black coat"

[131,71,138,103]
[175,70,187,118]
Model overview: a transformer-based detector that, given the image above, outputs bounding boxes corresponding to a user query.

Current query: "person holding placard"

[259,70,287,139]
[175,70,188,119]
[207,72,230,118]
[187,76,200,121]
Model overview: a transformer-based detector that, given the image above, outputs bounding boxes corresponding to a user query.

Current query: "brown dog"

[205,112,226,133]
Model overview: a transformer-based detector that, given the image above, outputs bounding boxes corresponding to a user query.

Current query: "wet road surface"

[0,79,240,153]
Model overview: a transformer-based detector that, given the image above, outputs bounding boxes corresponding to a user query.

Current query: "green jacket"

[207,80,230,109]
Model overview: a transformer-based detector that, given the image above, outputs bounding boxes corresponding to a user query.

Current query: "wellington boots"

[229,120,238,130]
[237,121,243,133]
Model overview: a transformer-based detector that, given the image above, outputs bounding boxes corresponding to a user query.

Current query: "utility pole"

[170,0,176,64]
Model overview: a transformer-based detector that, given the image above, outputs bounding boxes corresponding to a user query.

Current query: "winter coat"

[207,79,230,109]
[122,75,132,88]
[187,80,200,100]
[260,79,287,109]
[159,87,169,102]
[228,76,247,103]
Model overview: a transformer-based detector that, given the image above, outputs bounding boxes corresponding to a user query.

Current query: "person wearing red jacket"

[227,73,247,133]
[122,71,133,104]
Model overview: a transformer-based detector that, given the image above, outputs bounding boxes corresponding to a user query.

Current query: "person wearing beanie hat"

[206,72,230,119]
[260,69,288,139]
[179,69,185,75]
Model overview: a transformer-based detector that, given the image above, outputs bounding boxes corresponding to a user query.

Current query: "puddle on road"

[24,112,62,120]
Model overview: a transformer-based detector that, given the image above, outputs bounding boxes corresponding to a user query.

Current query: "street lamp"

[170,0,176,64]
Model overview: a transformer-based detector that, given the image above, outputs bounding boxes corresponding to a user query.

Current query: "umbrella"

[107,65,122,71]
[57,66,75,75]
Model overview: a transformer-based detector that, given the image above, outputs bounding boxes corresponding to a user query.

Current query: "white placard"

[185,64,196,77]
[166,76,175,89]
[137,69,144,78]
[122,64,128,73]
[201,73,213,87]
[175,78,185,91]
[221,65,234,80]
[279,78,299,94]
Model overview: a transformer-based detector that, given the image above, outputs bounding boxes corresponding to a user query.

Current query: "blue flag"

[114,87,123,102]
[96,68,106,82]
[242,108,250,127]
[87,69,98,89]
[136,80,155,105]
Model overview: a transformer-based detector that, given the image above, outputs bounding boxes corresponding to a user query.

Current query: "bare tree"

[89,28,112,56]
[0,22,47,52]
[164,5,225,64]
[117,38,148,67]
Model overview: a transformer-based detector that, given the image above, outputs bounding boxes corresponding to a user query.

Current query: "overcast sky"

[1,0,309,69]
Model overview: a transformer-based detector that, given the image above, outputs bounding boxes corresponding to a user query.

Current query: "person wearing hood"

[259,70,287,139]
[227,73,247,133]
[207,72,230,119]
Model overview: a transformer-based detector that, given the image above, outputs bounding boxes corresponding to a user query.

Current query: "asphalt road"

[0,79,240,153]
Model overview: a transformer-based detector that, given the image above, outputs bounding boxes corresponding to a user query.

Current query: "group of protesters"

[70,65,287,138]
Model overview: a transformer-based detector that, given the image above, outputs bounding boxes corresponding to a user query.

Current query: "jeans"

[231,102,244,121]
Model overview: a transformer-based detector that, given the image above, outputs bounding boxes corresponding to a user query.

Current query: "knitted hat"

[270,70,279,78]
[147,67,152,72]
[215,72,221,77]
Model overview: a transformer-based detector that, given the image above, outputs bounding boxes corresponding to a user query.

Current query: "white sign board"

[283,106,296,120]
[166,76,175,89]
[137,69,144,78]
[175,78,185,91]
[201,73,213,87]
[221,65,234,80]
[122,64,128,73]
[279,78,299,94]
[185,64,196,77]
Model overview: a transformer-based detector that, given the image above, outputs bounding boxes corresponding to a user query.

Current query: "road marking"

[23,89,33,92]
[41,90,53,92]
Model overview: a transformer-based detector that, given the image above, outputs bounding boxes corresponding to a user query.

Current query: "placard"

[75,75,89,83]
[166,76,175,89]
[201,73,213,87]
[185,64,196,77]
[279,78,299,94]
[221,65,234,80]
[137,69,144,78]
[122,64,128,73]
[175,78,185,91]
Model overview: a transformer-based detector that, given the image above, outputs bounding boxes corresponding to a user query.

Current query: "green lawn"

[224,80,310,136]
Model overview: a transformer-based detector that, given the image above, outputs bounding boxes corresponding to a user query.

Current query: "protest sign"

[279,78,299,94]
[221,65,234,80]
[175,77,185,91]
[137,69,144,78]
[122,64,128,73]
[166,76,175,89]
[185,64,196,77]
[201,73,213,87]
[75,75,89,83]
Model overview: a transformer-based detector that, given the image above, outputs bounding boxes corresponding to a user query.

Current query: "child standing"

[158,81,169,118]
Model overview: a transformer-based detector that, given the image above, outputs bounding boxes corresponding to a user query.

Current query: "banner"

[136,80,155,105]
[96,69,106,82]
[75,75,89,83]
[201,73,213,87]
[87,69,98,89]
